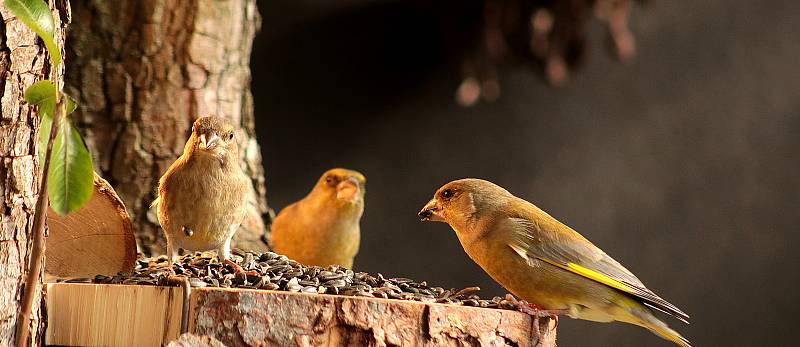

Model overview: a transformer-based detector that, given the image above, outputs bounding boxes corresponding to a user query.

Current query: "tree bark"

[0,0,69,345]
[167,333,226,347]
[190,289,557,347]
[64,0,270,256]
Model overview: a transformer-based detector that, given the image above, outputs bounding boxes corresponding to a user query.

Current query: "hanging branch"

[457,0,641,106]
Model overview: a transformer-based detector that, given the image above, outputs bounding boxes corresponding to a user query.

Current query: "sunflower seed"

[189,278,207,288]
[75,251,520,314]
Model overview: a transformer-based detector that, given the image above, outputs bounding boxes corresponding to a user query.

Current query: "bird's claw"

[504,294,563,323]
[224,259,245,272]
[224,259,259,276]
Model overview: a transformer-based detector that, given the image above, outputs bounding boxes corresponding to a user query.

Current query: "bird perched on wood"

[154,115,250,271]
[418,179,690,346]
[270,168,365,268]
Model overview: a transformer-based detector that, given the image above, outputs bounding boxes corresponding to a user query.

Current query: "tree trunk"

[0,0,69,345]
[64,0,270,256]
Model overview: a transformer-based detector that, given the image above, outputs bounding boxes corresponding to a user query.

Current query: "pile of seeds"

[60,250,525,311]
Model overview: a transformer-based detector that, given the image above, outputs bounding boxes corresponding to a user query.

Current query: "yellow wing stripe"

[539,258,635,296]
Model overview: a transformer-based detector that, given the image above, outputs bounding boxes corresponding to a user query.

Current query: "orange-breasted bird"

[419,178,690,346]
[154,116,250,270]
[270,168,365,268]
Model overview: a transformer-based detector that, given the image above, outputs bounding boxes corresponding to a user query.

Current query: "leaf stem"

[15,79,63,347]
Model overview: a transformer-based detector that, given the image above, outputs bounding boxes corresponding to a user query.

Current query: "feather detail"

[506,212,689,323]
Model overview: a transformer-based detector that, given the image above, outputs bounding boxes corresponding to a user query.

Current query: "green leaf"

[65,93,77,114]
[5,0,61,66]
[24,82,89,214]
[27,82,91,215]
[48,118,94,215]
[25,80,57,117]
[26,80,78,163]
[24,80,76,117]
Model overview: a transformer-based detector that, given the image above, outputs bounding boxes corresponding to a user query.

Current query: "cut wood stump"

[45,283,557,347]
[45,173,137,277]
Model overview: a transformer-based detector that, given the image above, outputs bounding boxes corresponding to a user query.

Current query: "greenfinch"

[418,178,690,346]
[154,116,250,269]
[270,168,365,268]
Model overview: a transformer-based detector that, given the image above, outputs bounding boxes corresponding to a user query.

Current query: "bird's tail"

[623,301,691,347]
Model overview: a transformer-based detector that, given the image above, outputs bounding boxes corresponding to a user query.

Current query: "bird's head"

[418,178,513,228]
[186,115,238,160]
[313,168,366,207]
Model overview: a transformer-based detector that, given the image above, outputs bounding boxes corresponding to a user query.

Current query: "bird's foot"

[159,257,177,275]
[504,294,565,322]
[224,259,259,276]
[160,266,177,278]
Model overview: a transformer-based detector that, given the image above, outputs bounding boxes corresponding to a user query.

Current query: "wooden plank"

[45,283,183,346]
[189,287,556,347]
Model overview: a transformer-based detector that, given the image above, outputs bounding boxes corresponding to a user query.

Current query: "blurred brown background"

[252,1,799,346]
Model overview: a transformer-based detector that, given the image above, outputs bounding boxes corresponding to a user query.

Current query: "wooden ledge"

[46,283,556,347]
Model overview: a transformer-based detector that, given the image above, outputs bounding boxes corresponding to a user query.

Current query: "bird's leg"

[502,293,551,341]
[218,237,241,272]
[224,258,245,273]
[222,258,260,276]
[165,235,178,275]
[504,294,567,320]
[219,237,258,276]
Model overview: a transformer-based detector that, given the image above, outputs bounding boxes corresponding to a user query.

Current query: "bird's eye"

[441,189,455,200]
[325,176,335,185]
[227,133,234,141]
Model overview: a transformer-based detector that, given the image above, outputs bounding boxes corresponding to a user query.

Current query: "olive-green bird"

[270,168,366,268]
[418,178,690,346]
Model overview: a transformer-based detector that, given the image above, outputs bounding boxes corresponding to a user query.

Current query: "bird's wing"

[505,205,689,323]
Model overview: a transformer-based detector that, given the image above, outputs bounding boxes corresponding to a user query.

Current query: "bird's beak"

[418,199,444,222]
[198,132,220,151]
[336,176,360,202]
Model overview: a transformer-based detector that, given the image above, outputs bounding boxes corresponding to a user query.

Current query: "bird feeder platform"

[44,282,556,346]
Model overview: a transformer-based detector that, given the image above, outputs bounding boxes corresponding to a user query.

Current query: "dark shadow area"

[252,1,800,346]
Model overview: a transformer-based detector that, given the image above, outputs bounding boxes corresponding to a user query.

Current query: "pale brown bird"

[270,168,365,268]
[419,179,690,346]
[154,116,250,270]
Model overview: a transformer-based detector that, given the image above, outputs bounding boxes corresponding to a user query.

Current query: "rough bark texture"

[190,288,557,347]
[64,0,270,256]
[167,333,227,347]
[0,0,69,345]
